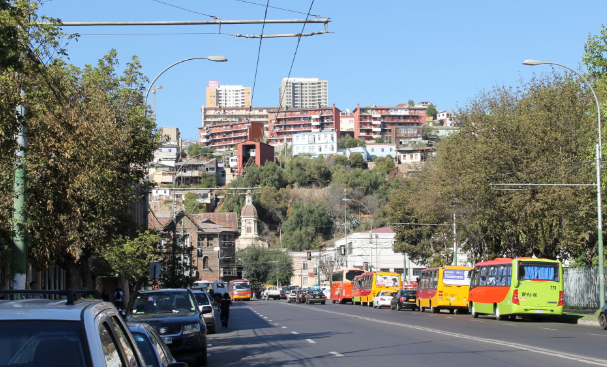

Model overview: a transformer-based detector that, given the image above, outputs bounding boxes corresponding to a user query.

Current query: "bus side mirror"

[512,279,519,288]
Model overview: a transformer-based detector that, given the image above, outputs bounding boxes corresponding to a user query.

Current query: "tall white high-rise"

[278,77,328,109]
[206,82,251,108]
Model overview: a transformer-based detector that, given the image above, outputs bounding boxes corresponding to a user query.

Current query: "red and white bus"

[330,268,364,304]
[228,279,252,301]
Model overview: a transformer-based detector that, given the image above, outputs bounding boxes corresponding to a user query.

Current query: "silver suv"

[0,289,178,367]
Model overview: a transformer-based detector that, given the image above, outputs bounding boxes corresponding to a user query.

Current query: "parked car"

[373,290,396,308]
[600,302,607,330]
[0,289,148,367]
[297,290,309,303]
[306,290,327,304]
[263,287,282,300]
[128,322,187,367]
[191,289,216,334]
[126,288,208,366]
[287,290,299,303]
[390,289,419,311]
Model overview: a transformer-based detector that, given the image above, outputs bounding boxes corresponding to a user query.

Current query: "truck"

[262,286,282,300]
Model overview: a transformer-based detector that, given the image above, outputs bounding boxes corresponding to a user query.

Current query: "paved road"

[205,300,607,367]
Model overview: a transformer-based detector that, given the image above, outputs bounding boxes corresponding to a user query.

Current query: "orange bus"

[330,268,364,304]
[228,279,251,301]
[353,271,401,307]
[417,265,472,314]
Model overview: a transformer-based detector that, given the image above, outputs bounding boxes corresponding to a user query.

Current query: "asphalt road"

[204,299,607,367]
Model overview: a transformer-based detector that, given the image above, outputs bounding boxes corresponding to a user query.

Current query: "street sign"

[149,262,161,279]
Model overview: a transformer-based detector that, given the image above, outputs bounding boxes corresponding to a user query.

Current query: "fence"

[563,267,607,308]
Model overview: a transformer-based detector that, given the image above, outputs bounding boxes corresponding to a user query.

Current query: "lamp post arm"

[145,57,210,104]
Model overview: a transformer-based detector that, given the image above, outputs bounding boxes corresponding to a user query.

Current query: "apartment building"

[292,131,338,157]
[278,77,328,109]
[206,82,252,108]
[437,110,457,127]
[267,105,341,146]
[353,103,425,146]
[198,106,275,150]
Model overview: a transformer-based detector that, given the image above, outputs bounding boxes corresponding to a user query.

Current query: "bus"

[228,279,252,301]
[469,257,563,320]
[193,280,227,295]
[330,268,364,304]
[353,271,401,306]
[417,265,472,314]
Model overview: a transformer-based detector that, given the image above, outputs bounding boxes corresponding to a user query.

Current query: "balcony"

[200,138,211,143]
[372,127,382,132]
[311,128,321,132]
[372,134,382,139]
[312,120,321,126]
[312,114,320,119]
[200,130,210,136]
[372,120,382,125]
[372,113,381,118]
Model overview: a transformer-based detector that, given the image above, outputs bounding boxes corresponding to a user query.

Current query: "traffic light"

[197,248,202,258]
[363,262,369,271]
[307,252,311,260]
[243,271,247,278]
[218,250,223,258]
[313,267,317,276]
[340,245,345,255]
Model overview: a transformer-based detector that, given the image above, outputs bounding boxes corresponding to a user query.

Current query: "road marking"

[269,320,273,321]
[263,317,268,319]
[207,344,212,347]
[305,339,316,344]
[446,317,453,319]
[291,331,299,334]
[282,326,287,328]
[541,327,557,331]
[329,351,344,357]
[588,333,607,337]
[290,304,607,366]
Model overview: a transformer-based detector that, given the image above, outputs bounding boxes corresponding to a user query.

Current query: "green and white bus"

[469,257,563,320]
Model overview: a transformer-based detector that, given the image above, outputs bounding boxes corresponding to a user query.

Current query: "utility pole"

[12,88,27,290]
[151,85,163,121]
[344,189,348,268]
[453,212,457,266]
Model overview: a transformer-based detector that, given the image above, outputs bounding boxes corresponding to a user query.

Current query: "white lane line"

[269,320,273,321]
[589,333,607,337]
[541,327,557,331]
[290,304,607,366]
[329,351,344,357]
[282,326,287,328]
[291,331,299,334]
[446,317,453,319]
[263,317,268,319]
[472,320,484,322]
[305,339,316,344]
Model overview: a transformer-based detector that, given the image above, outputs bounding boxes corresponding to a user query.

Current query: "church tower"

[237,190,259,250]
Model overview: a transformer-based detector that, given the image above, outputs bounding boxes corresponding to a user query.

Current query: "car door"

[148,329,172,366]
[98,315,145,367]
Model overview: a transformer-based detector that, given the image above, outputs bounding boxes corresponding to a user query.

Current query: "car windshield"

[132,332,160,367]
[404,291,416,297]
[234,283,250,290]
[194,293,210,305]
[0,320,89,367]
[130,292,197,315]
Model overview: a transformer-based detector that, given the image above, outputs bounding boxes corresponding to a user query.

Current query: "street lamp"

[523,59,604,305]
[343,198,373,269]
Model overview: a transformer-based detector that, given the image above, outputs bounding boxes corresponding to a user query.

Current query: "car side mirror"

[167,363,188,367]
[202,305,213,314]
[119,310,126,319]
[512,279,519,289]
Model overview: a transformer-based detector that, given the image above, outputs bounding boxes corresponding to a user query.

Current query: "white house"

[292,131,338,157]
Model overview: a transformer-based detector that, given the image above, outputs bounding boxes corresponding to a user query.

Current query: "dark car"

[128,322,186,367]
[390,289,419,311]
[305,290,327,304]
[600,302,607,330]
[296,290,309,303]
[126,289,208,366]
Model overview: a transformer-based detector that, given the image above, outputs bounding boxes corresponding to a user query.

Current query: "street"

[206,300,607,367]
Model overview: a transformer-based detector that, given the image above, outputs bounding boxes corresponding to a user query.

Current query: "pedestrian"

[114,288,124,310]
[218,292,232,328]
[213,291,222,304]
[101,288,110,302]
[28,281,42,299]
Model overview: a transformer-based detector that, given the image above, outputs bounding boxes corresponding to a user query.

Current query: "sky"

[39,0,607,141]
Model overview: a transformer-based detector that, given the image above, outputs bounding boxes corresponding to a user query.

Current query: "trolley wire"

[234,0,325,18]
[151,0,219,19]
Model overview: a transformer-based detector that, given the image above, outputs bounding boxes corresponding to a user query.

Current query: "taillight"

[558,291,563,307]
[400,297,404,302]
[380,298,385,301]
[512,289,520,305]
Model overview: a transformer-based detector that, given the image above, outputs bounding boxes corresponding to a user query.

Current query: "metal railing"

[563,267,607,308]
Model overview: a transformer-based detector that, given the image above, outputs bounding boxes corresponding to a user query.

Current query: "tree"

[245,161,287,189]
[374,137,384,143]
[426,104,438,119]
[187,144,215,158]
[196,173,217,188]
[583,24,607,79]
[237,246,293,289]
[338,135,366,149]
[334,155,348,166]
[281,202,331,251]
[349,153,365,168]
[183,193,206,214]
[408,99,415,106]
[285,156,313,187]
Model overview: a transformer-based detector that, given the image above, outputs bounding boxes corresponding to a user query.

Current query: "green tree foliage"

[408,99,415,106]
[281,202,331,251]
[285,156,314,187]
[373,156,396,175]
[196,173,217,188]
[374,137,384,143]
[349,153,365,168]
[183,193,206,214]
[583,24,607,79]
[426,104,438,119]
[245,161,287,189]
[187,144,215,158]
[337,135,366,149]
[102,231,160,285]
[334,155,348,166]
[259,187,292,224]
[237,246,294,289]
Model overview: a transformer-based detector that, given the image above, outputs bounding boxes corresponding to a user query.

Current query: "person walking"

[114,288,124,310]
[218,292,232,328]
[101,288,110,302]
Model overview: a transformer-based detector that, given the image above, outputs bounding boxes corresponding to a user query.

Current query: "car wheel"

[471,303,478,318]
[321,301,325,305]
[209,325,216,334]
[332,300,336,304]
[600,314,607,330]
[196,348,208,366]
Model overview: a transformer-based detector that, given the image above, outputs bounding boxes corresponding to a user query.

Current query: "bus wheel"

[494,305,505,321]
[449,309,454,314]
[420,306,426,313]
[332,300,336,304]
[471,303,478,318]
[431,303,439,313]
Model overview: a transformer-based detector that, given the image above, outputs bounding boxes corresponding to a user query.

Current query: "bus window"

[479,267,488,286]
[519,263,559,281]
[346,271,364,281]
[432,271,438,289]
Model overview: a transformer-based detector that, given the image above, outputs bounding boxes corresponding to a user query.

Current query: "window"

[381,148,384,152]
[302,261,308,270]
[371,148,375,152]
[203,256,209,269]
[380,268,390,272]
[394,268,404,274]
[110,317,140,367]
[100,322,123,367]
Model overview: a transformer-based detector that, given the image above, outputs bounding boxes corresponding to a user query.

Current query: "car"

[305,290,327,304]
[600,302,607,330]
[297,290,310,303]
[373,290,396,308]
[287,290,299,303]
[0,289,149,367]
[191,289,217,334]
[390,289,419,311]
[126,288,208,366]
[128,322,187,367]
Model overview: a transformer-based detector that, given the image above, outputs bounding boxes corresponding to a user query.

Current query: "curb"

[576,319,599,327]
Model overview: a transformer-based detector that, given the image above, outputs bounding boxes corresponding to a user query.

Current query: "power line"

[151,0,219,19]
[234,0,325,18]
[249,0,270,110]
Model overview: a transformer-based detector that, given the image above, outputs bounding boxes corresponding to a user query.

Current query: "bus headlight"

[183,323,200,335]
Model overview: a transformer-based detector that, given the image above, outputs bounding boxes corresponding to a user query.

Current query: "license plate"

[315,296,319,298]
[408,299,415,302]
[162,337,172,344]
[534,310,544,314]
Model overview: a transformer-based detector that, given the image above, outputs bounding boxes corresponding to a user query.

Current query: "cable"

[234,0,325,18]
[248,0,270,120]
[76,32,221,36]
[151,0,219,19]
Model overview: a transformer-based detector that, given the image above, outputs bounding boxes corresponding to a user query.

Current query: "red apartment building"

[236,141,275,175]
[353,103,425,146]
[267,104,341,145]
[198,106,275,150]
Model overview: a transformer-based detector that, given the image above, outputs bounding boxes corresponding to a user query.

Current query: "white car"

[373,291,396,309]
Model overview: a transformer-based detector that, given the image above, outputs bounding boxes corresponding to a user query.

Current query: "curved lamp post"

[343,199,373,269]
[523,59,604,306]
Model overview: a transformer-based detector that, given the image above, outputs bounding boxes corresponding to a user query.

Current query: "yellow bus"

[357,271,401,307]
[417,265,472,314]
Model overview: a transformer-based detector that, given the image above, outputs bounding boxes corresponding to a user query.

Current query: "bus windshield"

[234,283,250,290]
[346,270,364,281]
[519,263,559,281]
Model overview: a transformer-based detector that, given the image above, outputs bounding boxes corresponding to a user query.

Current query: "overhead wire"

[150,0,219,19]
[234,0,325,18]
[249,0,270,112]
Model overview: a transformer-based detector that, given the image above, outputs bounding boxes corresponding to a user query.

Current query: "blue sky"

[39,0,606,141]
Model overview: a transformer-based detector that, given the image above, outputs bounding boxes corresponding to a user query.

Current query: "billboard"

[442,269,470,286]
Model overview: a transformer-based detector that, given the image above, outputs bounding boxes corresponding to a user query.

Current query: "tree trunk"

[62,257,82,291]
[80,252,95,291]
[121,277,130,309]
